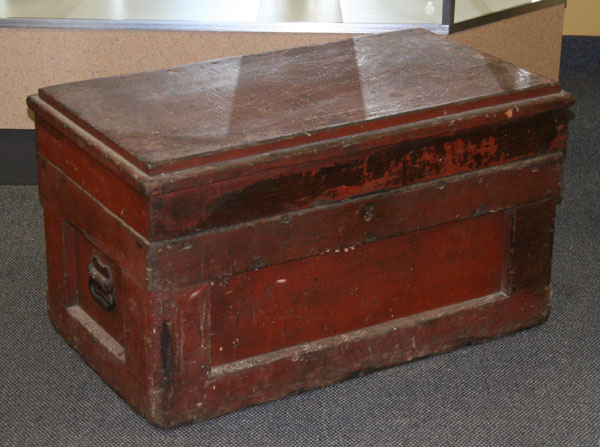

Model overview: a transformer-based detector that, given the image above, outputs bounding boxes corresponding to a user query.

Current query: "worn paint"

[148,153,562,290]
[31,29,574,428]
[150,109,566,239]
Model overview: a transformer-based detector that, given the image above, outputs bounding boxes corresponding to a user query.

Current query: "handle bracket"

[88,255,115,310]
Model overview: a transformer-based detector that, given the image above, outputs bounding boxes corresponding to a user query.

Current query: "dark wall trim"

[442,0,456,26]
[1,129,37,185]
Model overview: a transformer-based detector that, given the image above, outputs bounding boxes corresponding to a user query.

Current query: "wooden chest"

[28,29,574,428]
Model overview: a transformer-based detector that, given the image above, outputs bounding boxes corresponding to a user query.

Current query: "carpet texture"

[1,37,598,446]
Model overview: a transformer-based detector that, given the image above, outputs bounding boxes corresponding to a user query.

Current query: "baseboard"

[0,129,37,185]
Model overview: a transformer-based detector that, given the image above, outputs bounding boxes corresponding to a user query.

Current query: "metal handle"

[88,255,115,310]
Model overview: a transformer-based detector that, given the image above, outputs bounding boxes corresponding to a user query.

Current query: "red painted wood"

[149,153,562,289]
[156,283,212,415]
[29,29,574,428]
[42,206,71,310]
[42,203,154,421]
[163,288,551,427]
[74,229,125,345]
[210,212,507,365]
[150,109,568,239]
[36,120,150,237]
[27,90,573,199]
[510,199,557,293]
[37,157,149,286]
[35,29,560,175]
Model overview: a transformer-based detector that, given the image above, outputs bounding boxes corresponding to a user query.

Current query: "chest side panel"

[35,116,151,239]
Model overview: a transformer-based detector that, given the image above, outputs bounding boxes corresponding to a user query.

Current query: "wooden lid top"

[37,29,561,175]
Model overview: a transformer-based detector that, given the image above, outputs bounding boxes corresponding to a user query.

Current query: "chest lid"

[35,29,561,177]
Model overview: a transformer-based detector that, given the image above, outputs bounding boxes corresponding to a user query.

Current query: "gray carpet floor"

[1,37,598,446]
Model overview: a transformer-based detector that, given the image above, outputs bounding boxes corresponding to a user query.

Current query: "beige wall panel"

[450,4,564,81]
[563,0,600,36]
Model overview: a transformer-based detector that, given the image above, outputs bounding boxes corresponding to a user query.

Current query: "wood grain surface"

[36,29,559,174]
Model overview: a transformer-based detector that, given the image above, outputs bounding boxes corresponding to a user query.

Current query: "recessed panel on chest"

[210,212,509,366]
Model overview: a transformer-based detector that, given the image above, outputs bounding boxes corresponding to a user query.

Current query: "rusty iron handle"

[88,255,115,310]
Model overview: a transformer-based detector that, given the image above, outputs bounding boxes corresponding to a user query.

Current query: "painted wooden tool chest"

[28,29,574,428]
